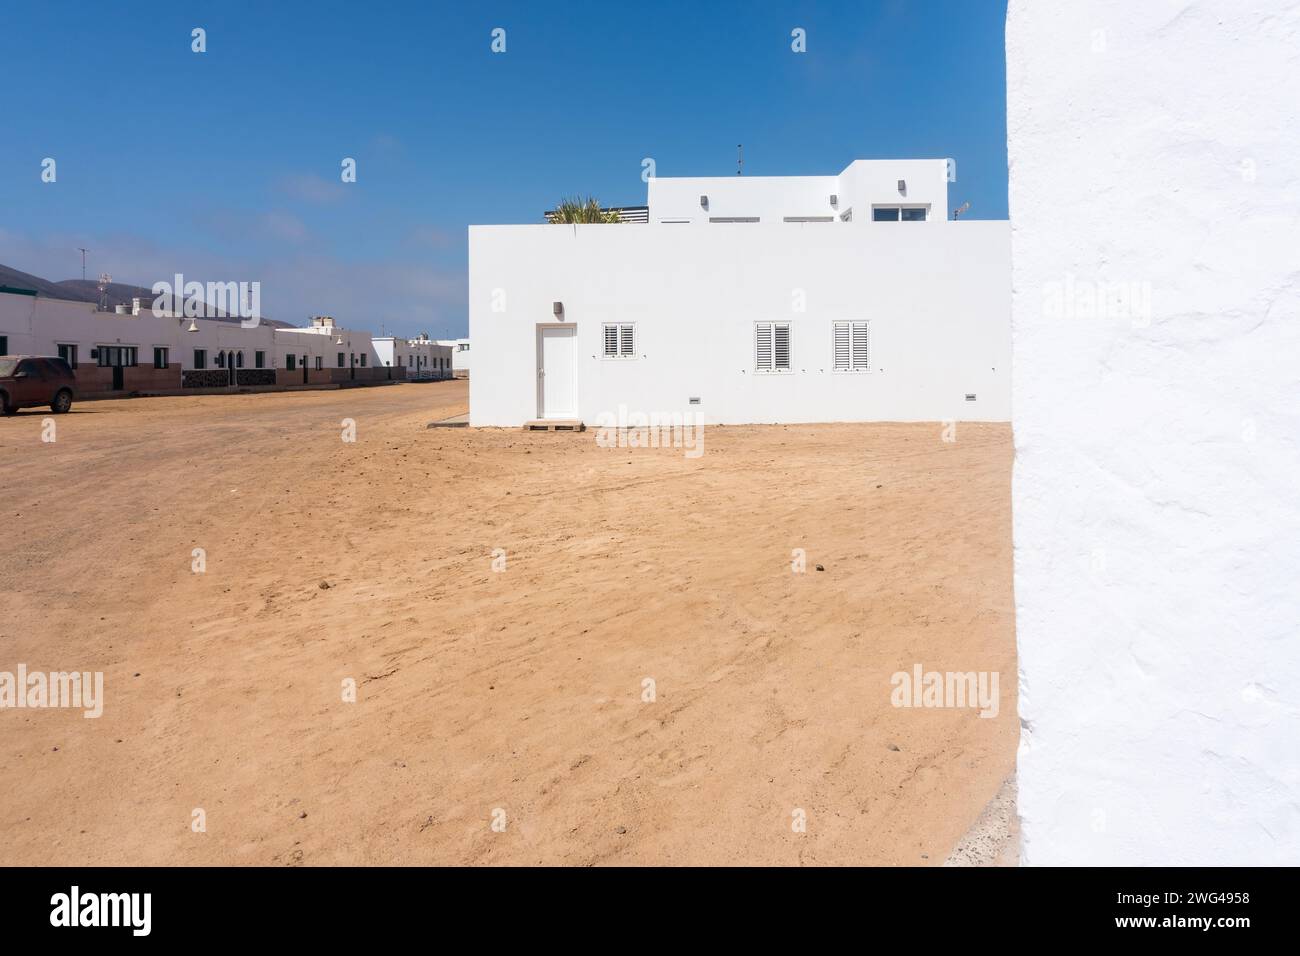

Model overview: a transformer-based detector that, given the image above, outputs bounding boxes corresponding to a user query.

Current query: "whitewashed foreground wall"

[469,220,1010,426]
[1008,0,1300,864]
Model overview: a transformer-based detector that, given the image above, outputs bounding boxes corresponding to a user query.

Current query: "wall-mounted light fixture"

[552,301,564,317]
[829,194,838,207]
[897,179,906,194]
[699,195,708,209]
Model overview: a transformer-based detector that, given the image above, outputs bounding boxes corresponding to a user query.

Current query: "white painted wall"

[649,174,839,223]
[648,159,950,223]
[0,290,280,368]
[436,338,471,375]
[277,325,377,371]
[0,290,384,374]
[469,220,1009,426]
[1009,0,1300,865]
[374,336,453,378]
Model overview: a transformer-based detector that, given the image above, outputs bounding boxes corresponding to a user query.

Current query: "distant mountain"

[0,264,294,327]
[54,278,294,328]
[56,277,165,310]
[0,263,93,301]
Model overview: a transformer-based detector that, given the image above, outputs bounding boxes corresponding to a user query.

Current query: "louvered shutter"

[619,324,635,356]
[756,323,773,371]
[774,323,791,370]
[851,322,869,370]
[603,324,619,357]
[833,323,851,370]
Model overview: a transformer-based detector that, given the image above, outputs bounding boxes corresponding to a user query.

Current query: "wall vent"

[965,393,977,401]
[688,397,701,405]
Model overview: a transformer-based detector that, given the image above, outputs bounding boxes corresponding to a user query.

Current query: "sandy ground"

[945,775,1019,866]
[0,382,1016,865]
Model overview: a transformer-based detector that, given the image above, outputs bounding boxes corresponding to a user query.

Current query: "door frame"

[535,323,577,419]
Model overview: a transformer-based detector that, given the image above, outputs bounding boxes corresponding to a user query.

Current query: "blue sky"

[0,0,1008,338]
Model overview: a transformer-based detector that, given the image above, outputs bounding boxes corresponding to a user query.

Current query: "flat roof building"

[469,158,1008,427]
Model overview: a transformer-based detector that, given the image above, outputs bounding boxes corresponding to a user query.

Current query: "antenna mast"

[737,144,744,176]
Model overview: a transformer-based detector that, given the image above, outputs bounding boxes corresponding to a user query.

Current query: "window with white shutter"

[832,321,870,371]
[755,322,791,372]
[833,323,850,369]
[602,323,636,358]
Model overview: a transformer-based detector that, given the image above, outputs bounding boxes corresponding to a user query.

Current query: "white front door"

[537,325,576,418]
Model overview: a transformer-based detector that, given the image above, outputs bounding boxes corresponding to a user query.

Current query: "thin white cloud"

[408,225,456,249]
[259,211,311,243]
[277,173,348,205]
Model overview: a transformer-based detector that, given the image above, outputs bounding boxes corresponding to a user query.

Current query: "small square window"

[832,322,870,372]
[602,323,635,358]
[755,322,791,372]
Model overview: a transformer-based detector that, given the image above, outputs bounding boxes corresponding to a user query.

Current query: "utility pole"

[78,248,88,280]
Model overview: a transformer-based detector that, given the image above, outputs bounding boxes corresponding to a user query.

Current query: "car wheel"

[0,396,15,416]
[50,390,73,414]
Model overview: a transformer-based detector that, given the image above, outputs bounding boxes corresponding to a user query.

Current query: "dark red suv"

[0,356,77,415]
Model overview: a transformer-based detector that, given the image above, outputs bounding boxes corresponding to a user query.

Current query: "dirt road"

[0,382,1015,865]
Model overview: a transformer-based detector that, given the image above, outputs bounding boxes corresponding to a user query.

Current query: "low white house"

[435,338,471,378]
[0,289,412,394]
[468,158,1009,426]
[374,333,453,380]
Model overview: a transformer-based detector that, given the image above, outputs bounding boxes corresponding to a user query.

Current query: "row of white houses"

[0,288,453,396]
[470,158,1010,426]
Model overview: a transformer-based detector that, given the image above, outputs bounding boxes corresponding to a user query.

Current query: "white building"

[435,338,471,378]
[1009,0,1300,865]
[374,333,453,380]
[469,158,1009,427]
[0,290,419,394]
